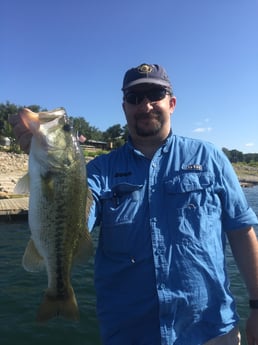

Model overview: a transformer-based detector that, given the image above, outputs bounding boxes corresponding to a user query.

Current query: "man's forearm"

[227,226,258,299]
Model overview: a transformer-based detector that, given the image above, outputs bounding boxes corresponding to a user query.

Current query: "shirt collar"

[162,130,173,153]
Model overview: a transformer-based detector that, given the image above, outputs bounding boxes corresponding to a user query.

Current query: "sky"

[1,0,258,153]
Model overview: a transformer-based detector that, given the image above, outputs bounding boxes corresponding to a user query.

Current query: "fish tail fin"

[36,287,80,322]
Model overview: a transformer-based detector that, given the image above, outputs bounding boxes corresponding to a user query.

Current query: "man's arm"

[227,226,258,345]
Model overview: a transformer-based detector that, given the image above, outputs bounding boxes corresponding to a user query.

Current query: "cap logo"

[137,64,153,74]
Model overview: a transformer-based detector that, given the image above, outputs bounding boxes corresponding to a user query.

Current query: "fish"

[14,107,93,322]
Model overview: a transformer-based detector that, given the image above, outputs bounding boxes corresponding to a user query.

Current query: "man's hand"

[9,114,32,154]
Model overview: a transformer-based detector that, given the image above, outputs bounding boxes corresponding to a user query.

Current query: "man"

[10,63,258,345]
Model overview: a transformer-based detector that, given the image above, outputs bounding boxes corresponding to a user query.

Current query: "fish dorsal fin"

[14,173,30,194]
[22,238,45,272]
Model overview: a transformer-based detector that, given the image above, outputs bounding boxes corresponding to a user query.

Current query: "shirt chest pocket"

[100,183,143,226]
[164,172,221,242]
[164,171,214,202]
[165,171,213,194]
[100,183,143,256]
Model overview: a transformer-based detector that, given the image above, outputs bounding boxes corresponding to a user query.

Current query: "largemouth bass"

[15,107,93,322]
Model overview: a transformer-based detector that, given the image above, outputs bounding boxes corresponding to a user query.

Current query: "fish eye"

[63,124,71,132]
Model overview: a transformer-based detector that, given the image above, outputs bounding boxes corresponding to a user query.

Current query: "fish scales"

[15,107,93,322]
[37,169,84,294]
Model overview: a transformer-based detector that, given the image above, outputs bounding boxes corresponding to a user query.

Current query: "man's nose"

[137,97,154,111]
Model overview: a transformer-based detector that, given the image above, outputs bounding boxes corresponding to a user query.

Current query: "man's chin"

[135,126,161,137]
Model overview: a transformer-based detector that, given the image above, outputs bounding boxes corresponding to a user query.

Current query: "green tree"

[103,124,123,142]
[71,116,103,141]
[230,149,243,163]
[102,124,125,148]
[0,102,19,138]
[122,124,129,141]
[222,147,230,160]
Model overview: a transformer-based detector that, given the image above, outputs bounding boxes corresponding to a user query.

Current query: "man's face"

[122,84,176,139]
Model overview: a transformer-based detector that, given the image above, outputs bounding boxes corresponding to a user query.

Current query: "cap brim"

[122,78,171,90]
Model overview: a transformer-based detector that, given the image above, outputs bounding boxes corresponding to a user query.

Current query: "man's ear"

[169,96,176,113]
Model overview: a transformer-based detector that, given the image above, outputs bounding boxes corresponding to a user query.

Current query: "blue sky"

[1,0,258,153]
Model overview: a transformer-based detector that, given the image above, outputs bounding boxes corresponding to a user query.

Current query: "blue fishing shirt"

[87,132,258,345]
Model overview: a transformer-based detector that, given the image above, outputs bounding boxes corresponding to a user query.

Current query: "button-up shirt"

[87,132,258,345]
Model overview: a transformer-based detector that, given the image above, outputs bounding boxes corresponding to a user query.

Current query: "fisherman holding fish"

[10,63,258,345]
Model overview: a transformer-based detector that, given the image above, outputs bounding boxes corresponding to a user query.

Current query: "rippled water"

[0,186,257,345]
[0,222,101,345]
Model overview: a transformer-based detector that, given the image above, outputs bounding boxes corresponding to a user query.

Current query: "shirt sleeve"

[215,150,258,231]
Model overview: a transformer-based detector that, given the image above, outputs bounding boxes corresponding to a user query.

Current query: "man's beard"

[135,112,163,137]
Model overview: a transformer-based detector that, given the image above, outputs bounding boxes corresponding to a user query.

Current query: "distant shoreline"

[232,163,258,187]
[0,151,257,195]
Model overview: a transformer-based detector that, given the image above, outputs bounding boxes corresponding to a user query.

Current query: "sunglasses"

[124,88,171,105]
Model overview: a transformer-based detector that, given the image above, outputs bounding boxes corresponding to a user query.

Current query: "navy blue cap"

[122,63,172,91]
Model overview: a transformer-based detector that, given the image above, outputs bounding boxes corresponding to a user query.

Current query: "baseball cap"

[122,63,172,91]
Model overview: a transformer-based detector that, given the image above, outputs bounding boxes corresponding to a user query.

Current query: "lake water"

[0,186,257,345]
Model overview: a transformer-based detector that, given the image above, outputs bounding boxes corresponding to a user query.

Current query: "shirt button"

[131,258,136,264]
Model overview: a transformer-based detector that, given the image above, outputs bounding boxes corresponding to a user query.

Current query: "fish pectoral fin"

[74,229,94,264]
[22,239,45,272]
[14,173,30,194]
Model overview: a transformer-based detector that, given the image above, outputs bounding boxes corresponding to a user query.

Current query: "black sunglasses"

[124,88,171,105]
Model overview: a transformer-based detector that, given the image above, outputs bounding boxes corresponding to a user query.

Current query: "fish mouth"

[19,107,69,134]
[38,108,67,123]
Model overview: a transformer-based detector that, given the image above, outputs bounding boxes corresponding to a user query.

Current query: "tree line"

[0,102,257,164]
[222,148,258,164]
